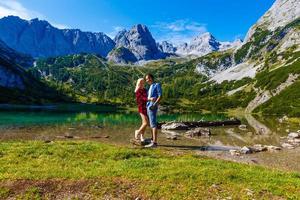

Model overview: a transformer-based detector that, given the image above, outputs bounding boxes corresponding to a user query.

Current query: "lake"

[0,104,299,171]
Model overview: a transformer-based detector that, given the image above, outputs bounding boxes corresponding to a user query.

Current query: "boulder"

[238,124,247,130]
[161,130,180,140]
[240,146,252,154]
[288,132,300,139]
[265,145,281,151]
[161,122,189,130]
[281,143,295,149]
[252,144,268,152]
[185,128,211,137]
[229,149,241,156]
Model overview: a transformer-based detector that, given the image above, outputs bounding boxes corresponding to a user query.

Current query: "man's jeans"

[147,106,157,128]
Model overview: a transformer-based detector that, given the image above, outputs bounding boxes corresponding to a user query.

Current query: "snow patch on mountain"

[210,62,260,83]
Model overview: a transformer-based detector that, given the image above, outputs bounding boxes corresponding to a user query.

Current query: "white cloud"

[0,0,69,29]
[151,19,207,45]
[107,26,126,38]
[0,0,39,19]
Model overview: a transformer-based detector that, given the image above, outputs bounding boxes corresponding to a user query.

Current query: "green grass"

[0,141,300,199]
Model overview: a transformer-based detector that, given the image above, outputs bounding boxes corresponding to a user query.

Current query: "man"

[145,73,162,148]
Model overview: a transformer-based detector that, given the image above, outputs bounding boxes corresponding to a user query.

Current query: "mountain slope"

[0,39,69,103]
[0,16,115,58]
[0,39,33,69]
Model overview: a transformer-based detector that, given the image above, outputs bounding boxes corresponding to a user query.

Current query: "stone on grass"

[240,146,252,154]
[238,124,247,130]
[281,143,295,149]
[229,149,241,156]
[265,145,281,151]
[252,144,268,152]
[288,132,300,139]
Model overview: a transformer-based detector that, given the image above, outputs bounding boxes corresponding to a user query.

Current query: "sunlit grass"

[0,141,299,199]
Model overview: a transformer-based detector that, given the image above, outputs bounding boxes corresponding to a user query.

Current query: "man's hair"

[145,73,154,81]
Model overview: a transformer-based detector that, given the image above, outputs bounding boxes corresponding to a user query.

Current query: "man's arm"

[154,83,162,105]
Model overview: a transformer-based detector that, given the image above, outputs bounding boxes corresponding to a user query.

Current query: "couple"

[134,73,162,148]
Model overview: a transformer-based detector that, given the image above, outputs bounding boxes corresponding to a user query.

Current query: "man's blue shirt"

[147,83,162,108]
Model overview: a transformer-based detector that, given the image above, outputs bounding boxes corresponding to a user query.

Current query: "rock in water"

[161,122,189,130]
[185,128,211,137]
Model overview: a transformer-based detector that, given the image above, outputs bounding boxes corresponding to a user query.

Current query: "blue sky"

[0,0,275,44]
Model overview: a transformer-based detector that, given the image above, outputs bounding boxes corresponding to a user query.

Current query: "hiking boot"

[144,142,157,148]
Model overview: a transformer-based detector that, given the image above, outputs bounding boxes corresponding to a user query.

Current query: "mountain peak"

[113,23,165,61]
[244,0,300,42]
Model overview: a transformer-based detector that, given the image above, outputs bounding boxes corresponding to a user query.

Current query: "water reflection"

[244,114,271,135]
[0,108,298,149]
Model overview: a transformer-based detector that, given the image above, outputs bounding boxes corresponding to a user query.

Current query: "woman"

[134,78,148,142]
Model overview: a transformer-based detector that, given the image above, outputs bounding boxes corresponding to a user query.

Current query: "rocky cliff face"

[0,16,115,58]
[107,47,138,64]
[157,41,177,54]
[244,0,300,42]
[175,33,240,57]
[0,58,25,90]
[0,39,33,69]
[177,33,220,56]
[0,40,32,89]
[113,24,166,62]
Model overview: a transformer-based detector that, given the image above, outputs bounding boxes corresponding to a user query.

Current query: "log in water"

[158,119,241,130]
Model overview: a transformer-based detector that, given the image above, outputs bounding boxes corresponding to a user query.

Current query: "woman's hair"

[135,78,144,93]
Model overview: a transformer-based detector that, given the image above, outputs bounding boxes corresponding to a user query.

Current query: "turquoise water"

[0,104,297,149]
[0,110,227,128]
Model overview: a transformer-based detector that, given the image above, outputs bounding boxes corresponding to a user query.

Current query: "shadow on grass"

[158,144,239,151]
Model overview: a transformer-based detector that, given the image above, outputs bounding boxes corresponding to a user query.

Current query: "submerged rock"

[162,130,180,140]
[185,128,211,137]
[230,144,281,156]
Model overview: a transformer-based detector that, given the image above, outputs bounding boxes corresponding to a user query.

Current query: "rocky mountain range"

[0,16,115,58]
[157,33,242,57]
[0,16,241,64]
